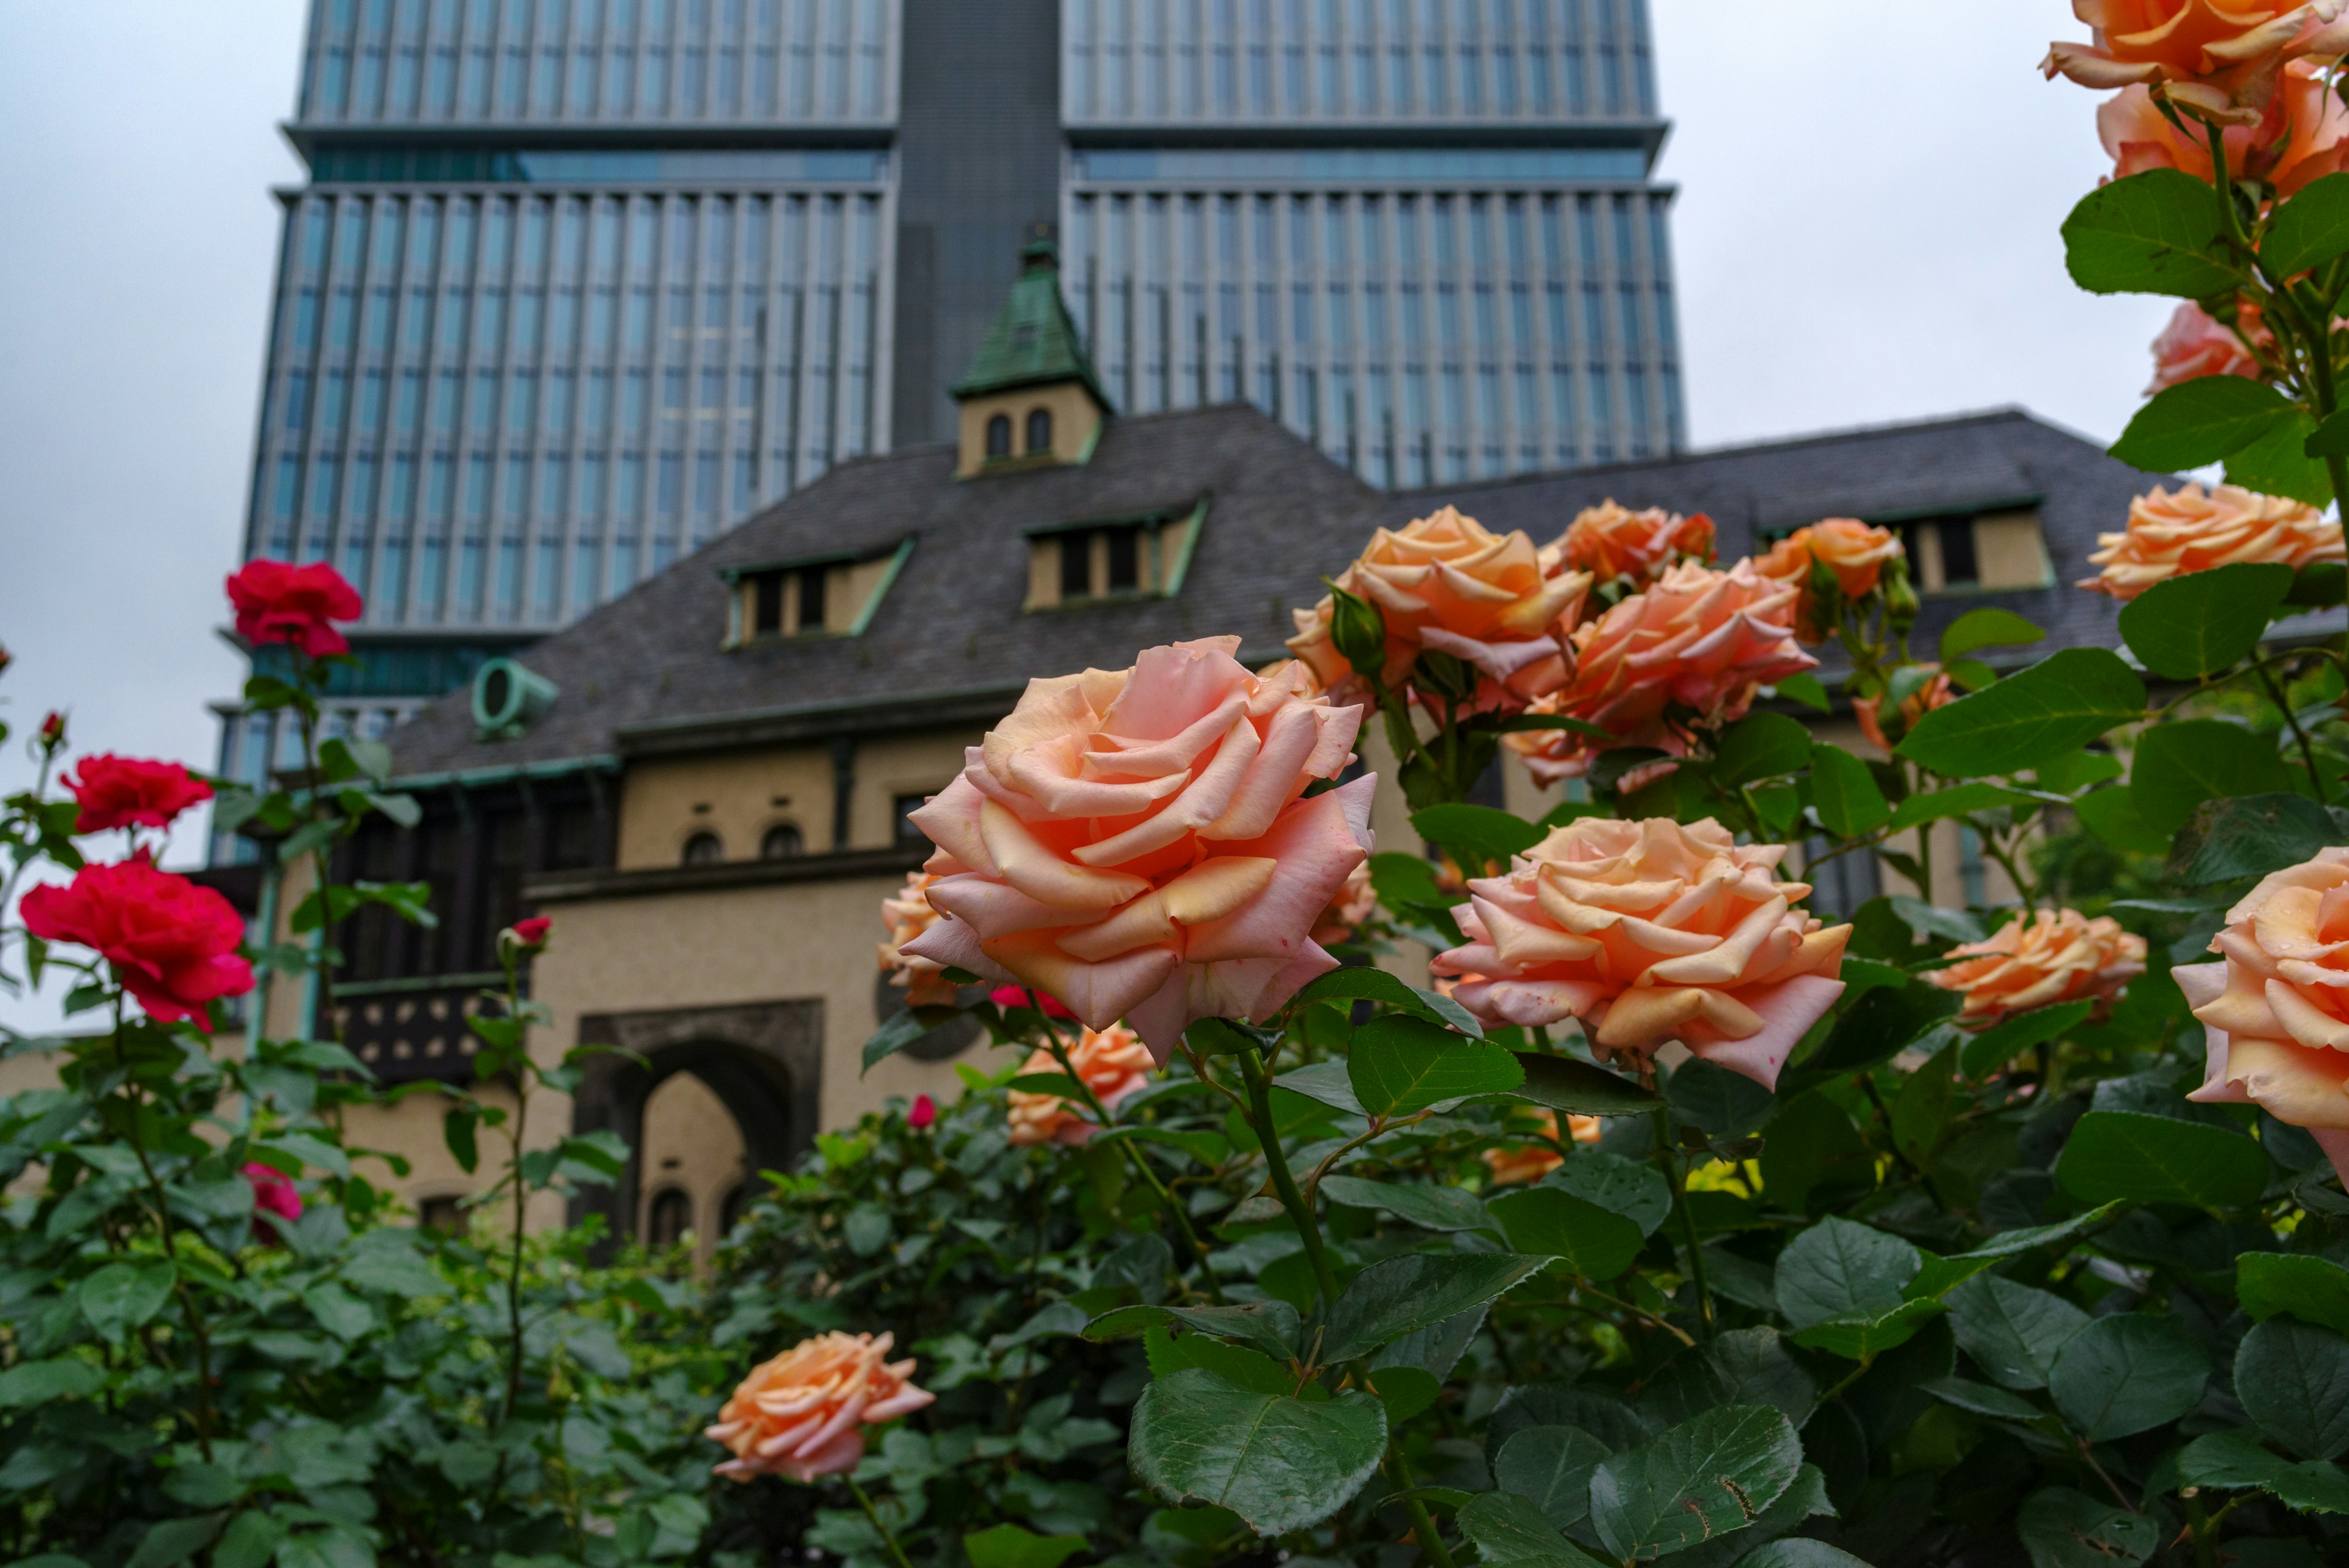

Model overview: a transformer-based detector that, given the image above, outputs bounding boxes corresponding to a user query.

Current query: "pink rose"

[907,1093,937,1130]
[1431,817,1850,1091]
[2181,848,2349,1180]
[2145,302,2265,395]
[902,638,1373,1061]
[243,1162,302,1241]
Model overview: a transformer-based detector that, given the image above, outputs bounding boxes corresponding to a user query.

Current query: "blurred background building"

[212,0,1683,840]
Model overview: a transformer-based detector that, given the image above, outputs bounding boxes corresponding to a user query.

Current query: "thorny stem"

[292,693,343,1046]
[1570,1280,1696,1348]
[1648,1109,1713,1340]
[1818,1354,1875,1405]
[113,997,216,1461]
[846,1474,917,1568]
[2254,658,2331,804]
[1237,1047,1341,1313]
[499,965,532,1430]
[1387,1449,1460,1568]
[2077,1435,2140,1515]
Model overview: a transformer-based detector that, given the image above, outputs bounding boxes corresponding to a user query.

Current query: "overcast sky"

[0,2,2160,1027]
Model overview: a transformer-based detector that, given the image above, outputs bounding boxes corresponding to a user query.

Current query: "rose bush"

[62,752,212,834]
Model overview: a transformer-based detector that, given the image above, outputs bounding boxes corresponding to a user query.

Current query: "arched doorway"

[568,1000,823,1257]
[637,1070,751,1264]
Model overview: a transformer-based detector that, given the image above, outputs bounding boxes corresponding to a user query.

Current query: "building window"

[1060,528,1096,598]
[894,793,931,845]
[744,563,830,637]
[985,413,1012,458]
[1026,407,1053,453]
[1025,502,1204,611]
[681,831,723,866]
[760,823,804,859]
[419,1195,465,1233]
[1106,527,1140,592]
[1893,510,2051,594]
[645,1187,693,1247]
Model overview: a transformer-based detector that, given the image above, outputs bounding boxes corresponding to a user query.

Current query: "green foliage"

[2061,168,2233,296]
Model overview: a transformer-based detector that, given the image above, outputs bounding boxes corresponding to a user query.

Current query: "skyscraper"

[219,0,1678,798]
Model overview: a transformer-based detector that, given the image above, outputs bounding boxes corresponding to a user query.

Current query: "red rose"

[20,858,253,1031]
[65,754,213,834]
[510,915,552,949]
[907,1093,937,1129]
[226,559,363,658]
[243,1161,303,1241]
[990,984,1075,1020]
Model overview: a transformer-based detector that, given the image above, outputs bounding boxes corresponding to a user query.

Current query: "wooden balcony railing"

[330,972,505,1085]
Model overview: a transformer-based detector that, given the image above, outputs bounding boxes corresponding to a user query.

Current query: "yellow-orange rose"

[1289,505,1592,709]
[2079,481,2342,600]
[1927,909,2147,1029]
[1754,519,1907,641]
[1549,500,1715,587]
[1006,1023,1155,1146]
[1854,666,1956,753]
[707,1331,935,1481]
[2101,64,2349,192]
[2045,0,2349,122]
[1504,560,1817,787]
[2181,848,2349,1177]
[1481,1109,1603,1186]
[902,638,1372,1061]
[878,870,959,1008]
[1431,817,1850,1090]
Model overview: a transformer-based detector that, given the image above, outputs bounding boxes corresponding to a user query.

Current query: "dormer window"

[1026,407,1053,453]
[985,414,1012,459]
[721,537,914,647]
[1026,497,1208,609]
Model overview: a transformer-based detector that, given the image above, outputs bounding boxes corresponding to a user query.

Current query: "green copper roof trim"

[950,239,1113,409]
[848,537,918,636]
[389,753,621,793]
[1162,494,1210,597]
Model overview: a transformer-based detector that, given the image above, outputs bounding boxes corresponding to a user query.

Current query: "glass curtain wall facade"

[1059,0,1679,482]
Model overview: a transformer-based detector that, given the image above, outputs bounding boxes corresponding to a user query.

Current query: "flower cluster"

[1432,817,1850,1091]
[1006,1022,1156,1146]
[1550,500,1715,588]
[706,1332,934,1481]
[2079,481,2342,600]
[902,638,1373,1060]
[1928,910,2147,1029]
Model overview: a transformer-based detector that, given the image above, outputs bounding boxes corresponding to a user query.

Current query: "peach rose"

[1504,560,1819,788]
[1549,500,1716,587]
[1288,506,1592,710]
[1754,519,1907,640]
[1310,859,1378,948]
[878,870,959,1008]
[2145,300,2266,395]
[2045,0,2349,122]
[2180,848,2349,1178]
[1006,1022,1156,1146]
[902,638,1373,1061]
[707,1331,935,1481]
[2101,64,2349,192]
[2079,481,2342,600]
[1430,817,1851,1091]
[1927,909,2147,1029]
[1481,1109,1603,1186]
[1854,666,1957,753]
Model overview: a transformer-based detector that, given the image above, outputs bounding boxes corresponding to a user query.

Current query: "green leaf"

[1890,1038,1958,1165]
[1288,965,1442,1019]
[1792,980,1962,1083]
[1129,1368,1387,1536]
[2074,785,2169,854]
[1321,1175,1491,1233]
[443,1106,480,1174]
[1773,673,1831,713]
[1808,743,1890,837]
[2111,374,2293,469]
[2236,1317,2349,1459]
[1411,804,1543,869]
[2227,408,2334,507]
[1545,1151,1672,1236]
[1511,1053,1663,1115]
[300,1282,376,1342]
[1786,1298,1947,1360]
[2262,171,2349,273]
[1492,1424,1614,1534]
[2015,1487,2158,1568]
[2117,561,2295,678]
[1486,1187,1646,1281]
[2131,719,2298,833]
[125,1515,226,1568]
[2240,1252,2349,1337]
[1940,607,2046,664]
[1732,1544,1874,1568]
[861,1004,963,1072]
[1499,713,1616,738]
[963,1523,1088,1568]
[1959,1000,2095,1080]
[2178,1429,2349,1514]
[210,1511,284,1568]
[1322,1252,1554,1362]
[1274,1060,1367,1115]
[79,1259,175,1342]
[1588,1405,1803,1564]
[1008,1072,1087,1097]
[2287,558,2349,604]
[1666,1057,1775,1137]
[1773,1217,1920,1331]
[2170,792,2345,884]
[2047,1314,2210,1440]
[1888,782,2038,832]
[1348,1014,1523,1117]
[2055,1109,2268,1209]
[1370,1365,1441,1423]
[0,1356,102,1407]
[1088,1301,1302,1362]
[2061,167,2234,296]
[1898,648,2146,778]
[1455,1490,1608,1567]
[1920,1375,2044,1422]
[1713,712,1813,786]
[1946,1274,2089,1391]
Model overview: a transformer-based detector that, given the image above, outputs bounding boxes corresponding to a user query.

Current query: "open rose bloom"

[1928,909,2147,1030]
[902,638,1373,1061]
[1432,817,1850,1091]
[2142,300,2266,395]
[64,754,213,835]
[1288,506,1590,709]
[1505,560,1817,787]
[1549,500,1715,587]
[1481,1109,1601,1186]
[877,869,959,1008]
[1854,667,1956,753]
[1007,1022,1156,1146]
[20,858,254,1031]
[2079,481,2342,600]
[707,1331,935,1481]
[2181,849,2349,1178]
[2045,0,2349,122]
[1753,519,1906,642]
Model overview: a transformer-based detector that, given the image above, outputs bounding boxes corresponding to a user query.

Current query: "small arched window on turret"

[985,413,1011,458]
[1026,407,1053,453]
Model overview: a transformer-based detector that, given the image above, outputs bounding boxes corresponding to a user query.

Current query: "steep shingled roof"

[385,404,2159,780]
[949,238,1110,409]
